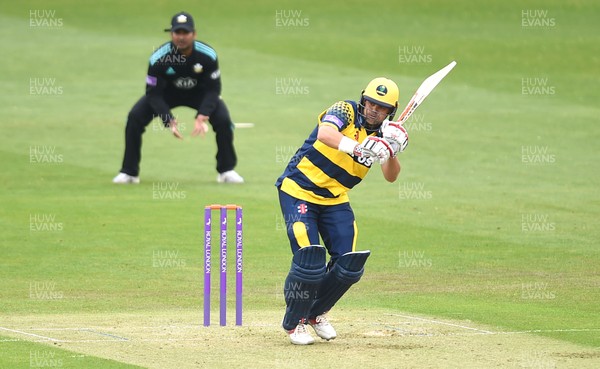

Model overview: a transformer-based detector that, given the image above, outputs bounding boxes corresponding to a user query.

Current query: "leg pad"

[309,250,370,318]
[282,246,327,330]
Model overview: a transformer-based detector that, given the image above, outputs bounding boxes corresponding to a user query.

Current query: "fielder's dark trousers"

[119,95,237,176]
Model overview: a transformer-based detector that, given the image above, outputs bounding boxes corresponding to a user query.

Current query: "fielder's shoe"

[112,172,140,184]
[308,315,337,340]
[217,170,244,184]
[287,323,315,345]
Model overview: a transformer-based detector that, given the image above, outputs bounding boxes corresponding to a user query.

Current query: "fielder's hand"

[192,115,209,137]
[169,119,183,140]
[360,136,394,164]
[381,119,409,154]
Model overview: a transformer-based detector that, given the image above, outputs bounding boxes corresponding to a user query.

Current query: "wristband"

[338,136,359,154]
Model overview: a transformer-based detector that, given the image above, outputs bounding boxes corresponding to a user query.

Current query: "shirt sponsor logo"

[322,114,344,129]
[174,77,197,89]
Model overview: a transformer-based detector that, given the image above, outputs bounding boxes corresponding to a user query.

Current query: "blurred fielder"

[275,78,409,344]
[113,11,244,184]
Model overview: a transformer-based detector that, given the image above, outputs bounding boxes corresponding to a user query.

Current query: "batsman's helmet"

[359,77,399,121]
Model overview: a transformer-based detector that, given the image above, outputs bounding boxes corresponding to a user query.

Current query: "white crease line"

[381,326,600,337]
[490,328,600,335]
[21,339,128,343]
[24,323,277,331]
[384,316,600,336]
[26,327,96,331]
[0,326,60,342]
[388,314,495,334]
[25,326,196,331]
[78,328,129,341]
[19,337,270,344]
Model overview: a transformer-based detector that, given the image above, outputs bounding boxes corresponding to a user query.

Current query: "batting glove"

[381,119,409,155]
[360,136,394,164]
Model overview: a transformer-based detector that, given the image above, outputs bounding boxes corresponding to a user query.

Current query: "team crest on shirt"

[297,204,308,214]
[193,63,203,73]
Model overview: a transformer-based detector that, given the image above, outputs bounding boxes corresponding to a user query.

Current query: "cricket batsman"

[275,78,409,344]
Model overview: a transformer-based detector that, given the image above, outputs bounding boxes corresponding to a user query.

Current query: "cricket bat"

[396,61,457,124]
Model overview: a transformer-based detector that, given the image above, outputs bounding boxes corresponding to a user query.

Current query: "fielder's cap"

[164,11,195,32]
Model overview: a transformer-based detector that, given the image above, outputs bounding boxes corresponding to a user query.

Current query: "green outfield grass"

[1,0,599,368]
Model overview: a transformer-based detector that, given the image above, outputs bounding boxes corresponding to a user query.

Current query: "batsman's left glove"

[360,136,394,164]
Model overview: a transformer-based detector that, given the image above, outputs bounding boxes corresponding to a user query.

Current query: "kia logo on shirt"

[174,77,197,89]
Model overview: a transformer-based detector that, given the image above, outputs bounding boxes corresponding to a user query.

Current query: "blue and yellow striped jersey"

[275,100,377,205]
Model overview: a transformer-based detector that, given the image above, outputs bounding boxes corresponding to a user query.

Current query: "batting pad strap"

[338,136,359,154]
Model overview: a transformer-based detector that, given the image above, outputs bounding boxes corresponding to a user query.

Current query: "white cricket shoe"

[112,172,140,184]
[217,170,244,184]
[287,323,315,345]
[308,315,337,340]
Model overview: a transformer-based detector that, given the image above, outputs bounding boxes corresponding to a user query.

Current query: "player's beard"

[172,33,194,56]
[364,121,382,132]
[174,40,192,54]
[358,101,390,132]
[364,110,385,131]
